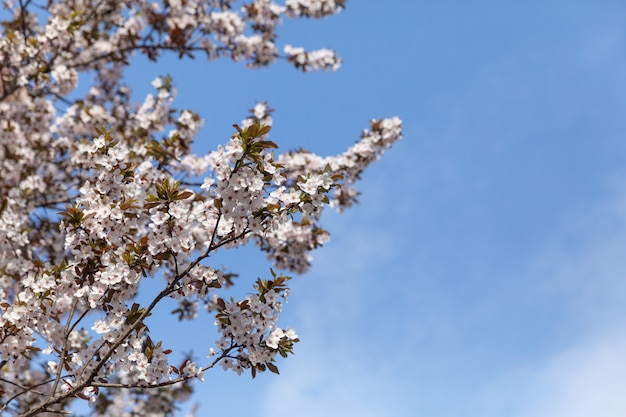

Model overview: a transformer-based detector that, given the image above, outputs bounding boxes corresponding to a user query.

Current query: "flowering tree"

[0,0,402,415]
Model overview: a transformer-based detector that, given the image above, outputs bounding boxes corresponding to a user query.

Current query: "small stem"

[50,300,78,396]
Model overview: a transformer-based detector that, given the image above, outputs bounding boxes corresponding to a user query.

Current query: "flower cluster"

[211,272,298,377]
[285,0,346,18]
[284,44,342,72]
[0,0,402,416]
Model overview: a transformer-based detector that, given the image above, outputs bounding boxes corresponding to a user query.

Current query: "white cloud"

[476,178,626,417]
[513,326,626,417]
[261,344,394,417]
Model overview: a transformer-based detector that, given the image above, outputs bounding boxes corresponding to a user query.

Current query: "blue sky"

[120,1,626,416]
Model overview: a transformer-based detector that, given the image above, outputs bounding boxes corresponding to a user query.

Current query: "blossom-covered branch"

[0,0,401,415]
